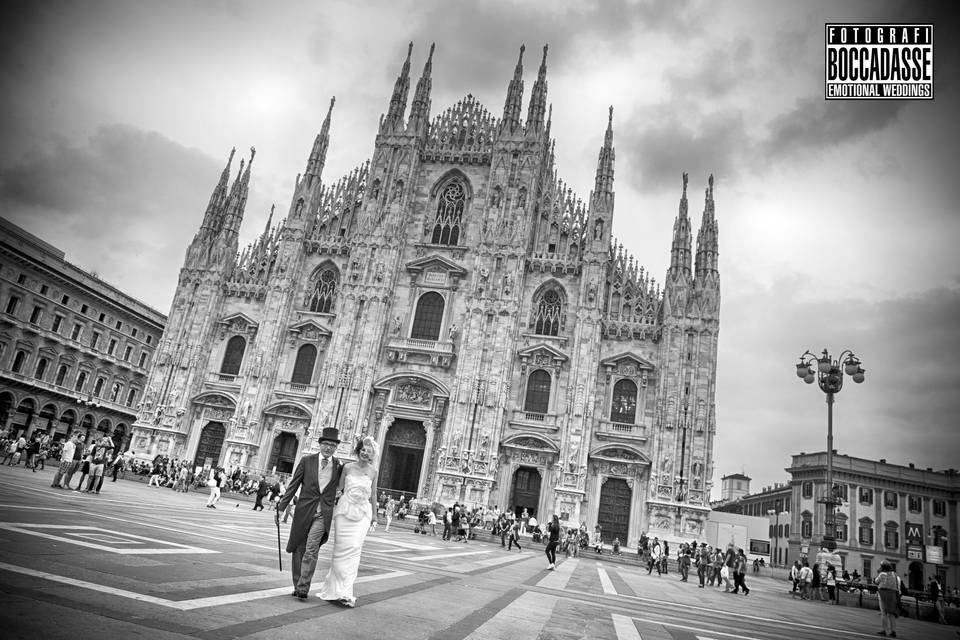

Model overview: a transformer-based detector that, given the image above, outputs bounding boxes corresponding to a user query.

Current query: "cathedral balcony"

[205,371,242,392]
[525,254,581,276]
[594,419,648,443]
[508,409,559,432]
[276,381,319,399]
[305,236,351,256]
[384,337,455,369]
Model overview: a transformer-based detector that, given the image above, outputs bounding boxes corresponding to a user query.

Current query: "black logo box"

[826,24,932,46]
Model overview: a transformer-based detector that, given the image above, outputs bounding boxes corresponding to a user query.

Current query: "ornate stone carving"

[395,383,431,405]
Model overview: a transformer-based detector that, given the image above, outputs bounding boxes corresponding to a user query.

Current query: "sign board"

[750,539,771,555]
[905,521,923,546]
[926,545,944,564]
[907,545,924,561]
[801,545,810,555]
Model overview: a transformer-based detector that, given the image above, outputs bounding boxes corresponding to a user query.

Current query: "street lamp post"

[795,349,865,552]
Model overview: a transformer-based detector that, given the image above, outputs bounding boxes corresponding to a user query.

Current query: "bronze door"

[378,419,425,496]
[193,422,226,469]
[511,466,541,517]
[597,477,631,544]
[269,432,299,474]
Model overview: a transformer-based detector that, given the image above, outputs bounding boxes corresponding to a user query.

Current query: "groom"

[277,427,344,600]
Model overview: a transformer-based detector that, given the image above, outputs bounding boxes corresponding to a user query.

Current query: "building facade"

[0,217,165,449]
[787,452,958,587]
[713,482,792,567]
[131,44,722,545]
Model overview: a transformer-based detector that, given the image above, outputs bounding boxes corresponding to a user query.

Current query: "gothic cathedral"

[132,43,721,545]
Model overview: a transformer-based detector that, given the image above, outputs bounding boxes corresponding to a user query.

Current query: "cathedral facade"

[131,43,721,545]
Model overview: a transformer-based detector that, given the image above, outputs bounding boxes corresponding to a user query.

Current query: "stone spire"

[220,147,255,241]
[695,174,719,278]
[382,42,413,134]
[525,45,548,134]
[669,172,692,276]
[199,148,235,234]
[594,106,615,195]
[501,45,525,132]
[408,42,435,134]
[303,97,334,191]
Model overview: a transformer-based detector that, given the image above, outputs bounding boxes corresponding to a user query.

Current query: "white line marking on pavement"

[365,536,444,551]
[468,553,531,570]
[464,591,557,639]
[611,613,642,640]
[0,505,276,551]
[414,550,491,561]
[536,558,578,590]
[597,564,617,595]
[0,561,410,611]
[0,524,216,555]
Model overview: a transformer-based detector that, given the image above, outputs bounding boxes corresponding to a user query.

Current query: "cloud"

[760,98,905,162]
[619,108,748,190]
[0,124,224,310]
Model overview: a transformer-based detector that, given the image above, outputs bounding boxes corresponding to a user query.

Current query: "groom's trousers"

[292,514,328,593]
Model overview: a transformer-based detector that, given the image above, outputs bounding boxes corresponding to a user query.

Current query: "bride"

[318,435,379,607]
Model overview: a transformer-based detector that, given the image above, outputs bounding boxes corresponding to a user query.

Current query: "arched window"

[55,364,69,386]
[411,292,444,340]
[126,387,138,406]
[11,351,26,373]
[610,378,637,423]
[532,288,565,336]
[75,371,87,392]
[291,344,317,385]
[431,181,465,245]
[309,268,338,313]
[221,336,246,375]
[524,369,551,414]
[93,377,105,397]
[34,357,48,380]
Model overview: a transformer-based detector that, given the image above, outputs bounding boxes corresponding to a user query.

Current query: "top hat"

[318,427,341,444]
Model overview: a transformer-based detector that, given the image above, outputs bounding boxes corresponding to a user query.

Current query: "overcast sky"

[2,1,957,499]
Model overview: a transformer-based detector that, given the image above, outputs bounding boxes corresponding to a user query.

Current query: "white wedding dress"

[318,472,372,605]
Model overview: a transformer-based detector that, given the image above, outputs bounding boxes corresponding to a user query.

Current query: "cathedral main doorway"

[269,432,299,474]
[597,477,632,544]
[378,419,425,497]
[511,466,541,517]
[193,421,226,469]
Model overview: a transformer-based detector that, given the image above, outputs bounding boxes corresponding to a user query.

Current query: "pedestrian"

[275,427,344,601]
[648,538,662,575]
[50,433,79,488]
[385,497,396,532]
[253,476,268,510]
[799,560,813,600]
[679,549,691,582]
[733,548,750,594]
[874,561,900,637]
[443,507,453,541]
[790,560,802,597]
[205,468,222,508]
[507,520,522,551]
[83,437,114,493]
[696,543,709,588]
[281,494,297,524]
[826,563,838,604]
[544,514,560,569]
[929,576,947,624]
[427,508,437,536]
